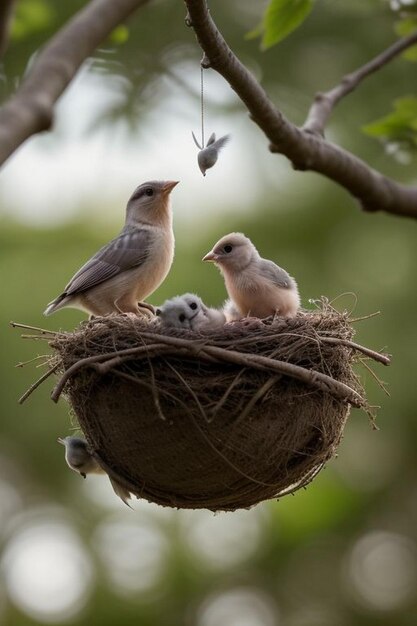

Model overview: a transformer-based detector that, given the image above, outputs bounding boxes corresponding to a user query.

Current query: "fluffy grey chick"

[156,293,226,331]
[58,436,132,508]
[222,298,241,322]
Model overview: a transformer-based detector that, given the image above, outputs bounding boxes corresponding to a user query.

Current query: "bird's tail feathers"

[213,134,230,150]
[43,294,67,316]
[109,476,133,508]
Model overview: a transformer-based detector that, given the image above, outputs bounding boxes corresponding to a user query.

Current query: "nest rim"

[13,303,390,511]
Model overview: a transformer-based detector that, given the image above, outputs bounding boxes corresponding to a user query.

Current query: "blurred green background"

[1,0,417,625]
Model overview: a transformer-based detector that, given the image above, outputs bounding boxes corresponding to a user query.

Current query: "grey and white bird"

[156,293,226,331]
[222,298,241,322]
[44,180,179,318]
[203,232,300,319]
[58,436,132,507]
[192,132,230,176]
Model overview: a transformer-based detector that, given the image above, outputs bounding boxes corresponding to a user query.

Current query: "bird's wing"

[64,227,154,297]
[192,131,202,150]
[258,259,292,288]
[211,134,230,151]
[206,132,216,146]
[109,476,133,508]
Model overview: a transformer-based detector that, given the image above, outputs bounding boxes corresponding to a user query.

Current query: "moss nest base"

[44,303,388,511]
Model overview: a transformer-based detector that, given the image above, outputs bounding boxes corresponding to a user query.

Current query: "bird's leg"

[137,301,155,316]
[114,296,140,316]
[114,296,154,320]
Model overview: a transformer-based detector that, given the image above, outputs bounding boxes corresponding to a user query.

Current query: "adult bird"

[44,180,179,317]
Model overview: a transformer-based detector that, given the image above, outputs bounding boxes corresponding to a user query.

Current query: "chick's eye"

[189,302,198,310]
[145,187,154,197]
[179,313,186,323]
[224,244,233,253]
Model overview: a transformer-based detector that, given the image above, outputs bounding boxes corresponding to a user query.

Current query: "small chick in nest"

[203,232,300,319]
[58,436,132,507]
[223,298,241,322]
[156,293,226,331]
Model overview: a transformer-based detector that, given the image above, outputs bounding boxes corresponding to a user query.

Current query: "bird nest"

[14,300,390,511]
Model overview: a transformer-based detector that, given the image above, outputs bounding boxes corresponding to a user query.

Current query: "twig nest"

[49,305,378,511]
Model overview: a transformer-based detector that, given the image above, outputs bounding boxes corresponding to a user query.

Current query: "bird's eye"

[189,302,198,310]
[145,187,154,197]
[224,244,233,253]
[155,308,161,316]
[179,313,186,323]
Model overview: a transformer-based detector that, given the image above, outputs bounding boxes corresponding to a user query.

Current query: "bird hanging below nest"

[58,436,133,507]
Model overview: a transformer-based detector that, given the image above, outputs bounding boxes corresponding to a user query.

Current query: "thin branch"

[15,354,50,368]
[51,343,173,402]
[359,357,390,397]
[0,0,15,60]
[319,337,391,366]
[0,0,150,167]
[165,361,282,488]
[19,363,59,404]
[50,331,366,407]
[233,376,279,428]
[277,462,325,498]
[304,30,417,136]
[10,321,63,336]
[184,1,417,219]
[94,343,172,373]
[202,343,364,408]
[349,311,381,323]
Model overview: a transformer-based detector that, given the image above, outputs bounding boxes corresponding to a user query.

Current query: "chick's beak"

[202,251,218,262]
[162,180,179,195]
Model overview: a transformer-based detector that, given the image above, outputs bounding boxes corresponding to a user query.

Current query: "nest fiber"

[48,307,372,511]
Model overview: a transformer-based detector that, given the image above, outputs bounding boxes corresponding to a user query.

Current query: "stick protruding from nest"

[12,302,390,511]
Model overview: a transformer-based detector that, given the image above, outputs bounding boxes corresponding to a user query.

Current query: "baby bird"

[192,132,230,176]
[222,298,241,322]
[58,436,132,507]
[44,180,179,318]
[203,233,300,319]
[156,293,226,331]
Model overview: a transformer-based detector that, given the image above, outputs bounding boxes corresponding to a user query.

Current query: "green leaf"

[362,96,417,149]
[394,18,417,61]
[11,0,55,41]
[109,25,130,45]
[245,22,264,41]
[262,0,314,49]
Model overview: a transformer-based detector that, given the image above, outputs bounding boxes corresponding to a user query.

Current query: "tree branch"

[0,0,15,60]
[0,0,150,167]
[303,30,417,136]
[184,0,417,219]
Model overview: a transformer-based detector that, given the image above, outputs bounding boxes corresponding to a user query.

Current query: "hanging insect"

[192,63,230,176]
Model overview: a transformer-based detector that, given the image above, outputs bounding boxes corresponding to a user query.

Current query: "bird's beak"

[202,251,218,262]
[162,180,179,195]
[57,437,65,445]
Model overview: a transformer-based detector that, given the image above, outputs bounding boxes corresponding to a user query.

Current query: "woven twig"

[12,303,390,511]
